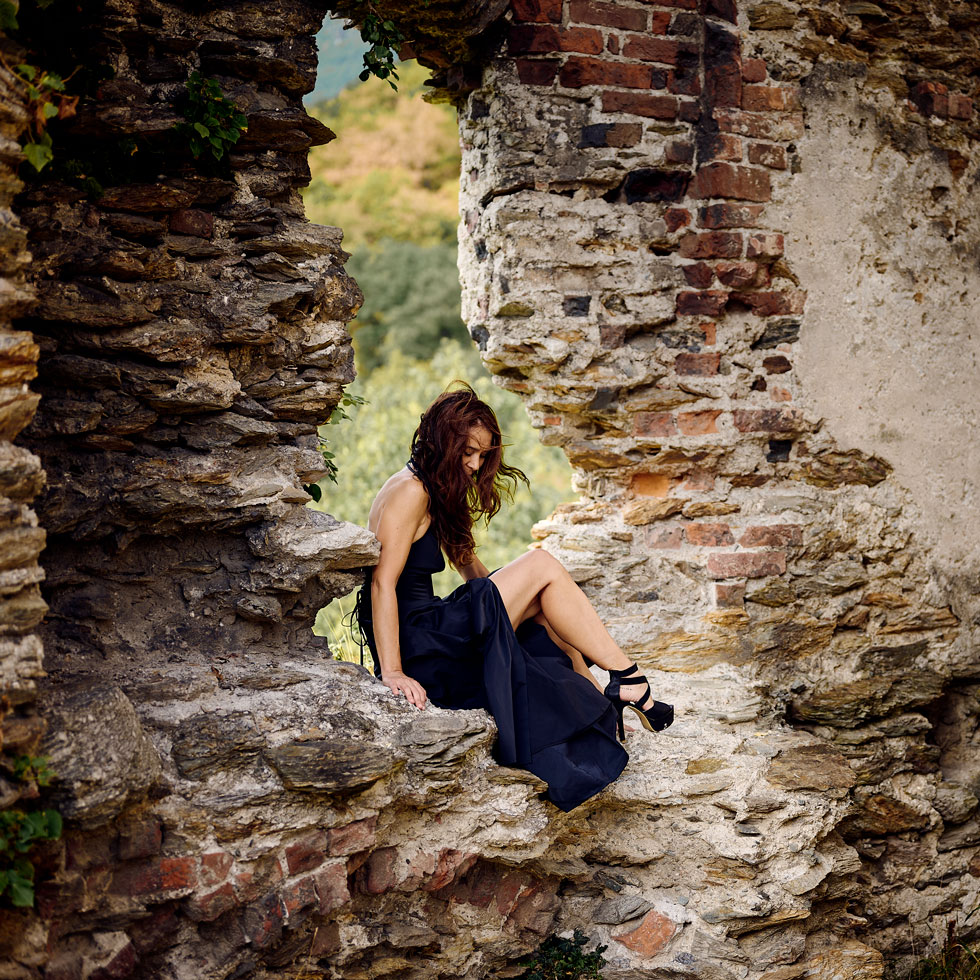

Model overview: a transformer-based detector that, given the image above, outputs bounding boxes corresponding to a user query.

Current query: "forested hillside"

[302,64,574,653]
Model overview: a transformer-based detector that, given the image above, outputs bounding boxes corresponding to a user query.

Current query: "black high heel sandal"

[604,665,674,741]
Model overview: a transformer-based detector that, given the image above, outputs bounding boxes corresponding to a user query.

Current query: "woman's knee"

[526,548,563,581]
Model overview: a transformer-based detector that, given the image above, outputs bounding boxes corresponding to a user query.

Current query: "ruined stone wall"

[0,33,46,839]
[457,0,980,972]
[1,1,978,978]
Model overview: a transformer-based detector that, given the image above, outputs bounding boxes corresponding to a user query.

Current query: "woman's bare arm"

[370,478,430,709]
[457,554,492,581]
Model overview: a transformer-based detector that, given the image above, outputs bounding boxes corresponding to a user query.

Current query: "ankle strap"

[608,664,641,678]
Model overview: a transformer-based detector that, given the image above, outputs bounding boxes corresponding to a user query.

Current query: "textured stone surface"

[1,0,978,978]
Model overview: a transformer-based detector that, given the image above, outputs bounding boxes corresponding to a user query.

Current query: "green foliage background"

[303,61,574,658]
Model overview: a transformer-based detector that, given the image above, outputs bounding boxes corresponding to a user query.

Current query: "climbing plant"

[174,71,247,161]
[0,754,62,908]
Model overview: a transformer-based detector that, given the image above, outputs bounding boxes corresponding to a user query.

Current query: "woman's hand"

[381,670,427,710]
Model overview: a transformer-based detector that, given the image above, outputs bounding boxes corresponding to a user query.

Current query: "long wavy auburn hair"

[409,383,529,569]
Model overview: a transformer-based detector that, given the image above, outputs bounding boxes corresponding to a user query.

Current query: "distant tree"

[347,239,465,373]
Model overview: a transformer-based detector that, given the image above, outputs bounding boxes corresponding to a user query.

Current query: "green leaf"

[43,72,65,92]
[8,873,34,908]
[0,1,18,30]
[304,483,322,502]
[193,121,209,137]
[42,102,59,119]
[23,140,53,172]
[15,63,36,82]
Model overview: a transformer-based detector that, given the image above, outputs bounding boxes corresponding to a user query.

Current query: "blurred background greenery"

[302,26,574,659]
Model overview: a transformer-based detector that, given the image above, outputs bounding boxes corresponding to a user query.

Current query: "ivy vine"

[515,931,608,980]
[174,71,247,162]
[357,9,404,88]
[304,391,367,500]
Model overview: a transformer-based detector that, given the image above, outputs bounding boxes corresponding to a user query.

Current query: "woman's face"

[462,425,493,478]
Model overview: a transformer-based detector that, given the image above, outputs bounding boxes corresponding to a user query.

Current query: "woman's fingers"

[382,674,427,710]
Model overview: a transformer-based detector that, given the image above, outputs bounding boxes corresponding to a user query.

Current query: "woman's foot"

[604,664,674,741]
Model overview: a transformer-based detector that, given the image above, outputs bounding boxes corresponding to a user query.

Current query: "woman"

[356,383,673,811]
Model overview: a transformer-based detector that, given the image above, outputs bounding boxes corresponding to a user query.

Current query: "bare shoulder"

[368,467,429,533]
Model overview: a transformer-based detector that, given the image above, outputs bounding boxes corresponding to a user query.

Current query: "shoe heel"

[614,703,625,742]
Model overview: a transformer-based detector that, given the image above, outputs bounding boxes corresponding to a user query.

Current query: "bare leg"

[490,551,654,708]
[531,611,603,692]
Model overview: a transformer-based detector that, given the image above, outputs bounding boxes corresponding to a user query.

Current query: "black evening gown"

[357,523,628,811]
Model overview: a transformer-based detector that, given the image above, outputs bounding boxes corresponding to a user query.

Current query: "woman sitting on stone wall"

[356,382,673,811]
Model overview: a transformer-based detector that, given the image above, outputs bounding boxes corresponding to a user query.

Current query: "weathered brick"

[692,162,771,202]
[632,473,672,497]
[648,0,697,8]
[507,880,560,935]
[560,57,653,88]
[282,875,318,920]
[607,34,620,54]
[739,524,802,547]
[747,142,787,169]
[715,260,762,289]
[285,831,328,875]
[512,0,563,22]
[746,232,784,258]
[912,80,949,118]
[678,99,701,122]
[676,290,727,315]
[602,91,677,118]
[949,92,974,120]
[234,854,284,903]
[698,202,765,228]
[600,323,626,348]
[664,207,691,231]
[509,24,604,55]
[515,59,560,86]
[713,133,743,161]
[643,524,684,549]
[442,861,502,909]
[770,385,792,402]
[715,582,746,607]
[708,551,786,579]
[683,470,717,493]
[614,910,678,957]
[327,816,377,856]
[742,85,799,112]
[678,231,742,259]
[736,289,805,316]
[675,352,720,376]
[424,849,479,892]
[579,122,643,148]
[314,860,350,913]
[677,410,722,435]
[665,140,694,164]
[705,57,742,108]
[569,0,647,30]
[742,58,767,82]
[361,846,400,895]
[621,35,688,65]
[716,107,805,140]
[200,850,234,888]
[686,523,734,546]
[763,354,791,374]
[111,856,197,897]
[634,412,677,437]
[682,262,714,288]
[667,64,701,96]
[184,881,238,922]
[732,408,805,433]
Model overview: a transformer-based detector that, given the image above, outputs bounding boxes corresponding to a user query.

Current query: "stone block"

[613,909,678,957]
[313,860,350,913]
[707,551,786,579]
[285,831,328,875]
[327,816,377,856]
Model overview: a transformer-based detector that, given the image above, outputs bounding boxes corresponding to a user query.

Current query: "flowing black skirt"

[359,575,628,812]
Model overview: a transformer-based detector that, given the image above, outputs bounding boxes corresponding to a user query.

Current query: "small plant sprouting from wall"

[907,917,980,980]
[514,930,607,980]
[0,755,62,908]
[174,71,247,161]
[305,391,367,500]
[357,8,404,88]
